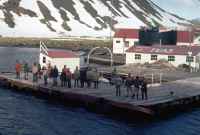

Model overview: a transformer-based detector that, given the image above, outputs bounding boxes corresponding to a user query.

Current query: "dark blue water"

[1,47,200,135]
[1,87,200,135]
[0,47,39,72]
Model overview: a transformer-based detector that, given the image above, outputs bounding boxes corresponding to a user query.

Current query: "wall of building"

[39,53,52,68]
[126,52,197,68]
[195,53,200,70]
[113,38,138,54]
[51,58,80,73]
[39,53,80,72]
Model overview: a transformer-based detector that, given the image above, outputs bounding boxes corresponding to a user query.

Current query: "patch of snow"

[73,0,101,28]
[40,0,65,33]
[89,0,112,17]
[107,1,121,16]
[114,2,145,29]
[5,13,57,37]
[0,0,8,5]
[60,8,111,37]
[0,10,4,20]
[114,17,145,29]
[124,0,144,12]
[20,0,41,17]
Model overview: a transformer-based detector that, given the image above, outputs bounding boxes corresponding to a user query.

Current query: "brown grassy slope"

[0,37,112,51]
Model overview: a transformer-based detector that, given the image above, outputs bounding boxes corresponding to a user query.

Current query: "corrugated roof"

[114,28,139,39]
[46,50,78,58]
[126,45,200,56]
[177,31,194,43]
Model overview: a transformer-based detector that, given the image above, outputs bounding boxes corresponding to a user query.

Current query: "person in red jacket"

[15,60,22,79]
[66,68,72,88]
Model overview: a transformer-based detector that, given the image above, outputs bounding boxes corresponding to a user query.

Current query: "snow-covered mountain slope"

[0,0,194,37]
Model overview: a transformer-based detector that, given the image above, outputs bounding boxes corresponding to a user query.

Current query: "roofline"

[126,45,200,56]
[50,57,79,59]
[113,37,139,39]
[126,51,197,56]
[114,28,140,30]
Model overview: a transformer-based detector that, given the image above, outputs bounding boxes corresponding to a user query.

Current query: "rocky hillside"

[191,18,200,27]
[0,0,194,37]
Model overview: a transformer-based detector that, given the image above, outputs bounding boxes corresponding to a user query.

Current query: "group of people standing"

[15,61,43,82]
[43,65,100,89]
[15,61,100,89]
[15,61,148,100]
[15,60,30,80]
[112,73,148,100]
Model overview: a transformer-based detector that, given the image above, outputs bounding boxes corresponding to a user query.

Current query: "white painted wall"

[39,53,80,72]
[51,58,80,72]
[195,53,200,70]
[113,38,138,54]
[126,52,198,68]
[39,53,52,68]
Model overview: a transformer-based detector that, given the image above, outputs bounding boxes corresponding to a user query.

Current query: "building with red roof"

[46,50,78,58]
[113,27,200,68]
[113,28,139,54]
[126,45,200,69]
[39,43,80,72]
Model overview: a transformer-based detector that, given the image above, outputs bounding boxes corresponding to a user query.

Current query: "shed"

[39,43,80,72]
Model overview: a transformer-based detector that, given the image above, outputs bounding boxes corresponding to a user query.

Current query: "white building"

[39,43,80,72]
[126,45,200,69]
[113,28,139,54]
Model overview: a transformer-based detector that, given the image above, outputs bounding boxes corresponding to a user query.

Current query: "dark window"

[168,56,175,61]
[134,41,139,45]
[151,55,157,60]
[43,57,46,63]
[135,54,141,60]
[125,41,129,47]
[116,40,120,43]
[186,56,194,62]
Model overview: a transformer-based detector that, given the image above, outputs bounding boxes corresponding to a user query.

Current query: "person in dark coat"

[23,62,29,80]
[52,65,59,86]
[93,68,99,89]
[133,76,140,100]
[80,67,87,88]
[141,77,148,100]
[43,66,48,86]
[60,69,66,87]
[86,68,93,88]
[73,66,80,88]
[125,73,133,97]
[38,63,42,79]
[113,75,122,96]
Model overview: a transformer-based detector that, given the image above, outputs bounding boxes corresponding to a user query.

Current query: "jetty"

[1,72,200,121]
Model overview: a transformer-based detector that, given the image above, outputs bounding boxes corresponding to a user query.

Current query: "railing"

[87,47,113,67]
[101,71,164,86]
[40,41,48,55]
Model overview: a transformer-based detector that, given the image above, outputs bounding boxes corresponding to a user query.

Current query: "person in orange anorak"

[15,60,22,79]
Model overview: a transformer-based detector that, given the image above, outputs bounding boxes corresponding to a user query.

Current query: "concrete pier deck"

[1,73,200,120]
